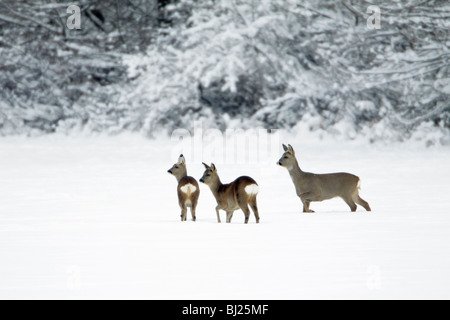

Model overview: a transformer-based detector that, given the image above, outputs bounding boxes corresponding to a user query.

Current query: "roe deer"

[168,155,200,221]
[277,144,371,213]
[199,163,260,224]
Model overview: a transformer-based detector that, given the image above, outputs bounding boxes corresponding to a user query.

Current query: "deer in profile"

[199,163,260,224]
[278,144,371,213]
[168,155,200,221]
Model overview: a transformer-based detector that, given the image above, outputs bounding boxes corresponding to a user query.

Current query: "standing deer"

[277,144,371,213]
[199,163,260,224]
[168,155,200,221]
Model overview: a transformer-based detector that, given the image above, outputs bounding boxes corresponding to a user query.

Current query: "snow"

[1,134,450,299]
[434,78,450,95]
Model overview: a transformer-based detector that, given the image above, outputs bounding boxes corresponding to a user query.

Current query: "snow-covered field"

[1,134,450,300]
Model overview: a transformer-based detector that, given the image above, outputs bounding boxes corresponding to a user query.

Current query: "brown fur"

[168,155,200,221]
[278,144,371,213]
[200,163,260,224]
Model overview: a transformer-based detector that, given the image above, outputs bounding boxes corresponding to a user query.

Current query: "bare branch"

[0,2,61,34]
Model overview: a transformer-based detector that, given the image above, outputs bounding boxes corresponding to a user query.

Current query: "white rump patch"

[180,183,197,194]
[245,184,259,196]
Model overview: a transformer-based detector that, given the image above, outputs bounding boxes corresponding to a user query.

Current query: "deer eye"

[284,156,288,159]
[175,166,179,169]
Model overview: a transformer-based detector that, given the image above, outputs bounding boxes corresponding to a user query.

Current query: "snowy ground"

[1,134,450,300]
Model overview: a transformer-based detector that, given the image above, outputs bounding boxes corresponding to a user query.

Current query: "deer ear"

[211,163,216,171]
[283,144,289,152]
[202,162,210,169]
[178,155,185,164]
[288,144,295,155]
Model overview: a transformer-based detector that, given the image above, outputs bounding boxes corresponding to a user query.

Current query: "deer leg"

[302,200,309,213]
[215,206,221,223]
[226,211,234,223]
[249,198,260,224]
[354,195,371,212]
[342,197,357,212]
[302,200,315,213]
[191,197,198,221]
[300,191,321,213]
[191,207,197,222]
[300,197,315,213]
[240,207,251,224]
[237,195,251,224]
[180,205,187,221]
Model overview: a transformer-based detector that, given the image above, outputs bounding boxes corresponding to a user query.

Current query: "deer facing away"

[278,144,371,213]
[200,163,260,224]
[168,155,200,221]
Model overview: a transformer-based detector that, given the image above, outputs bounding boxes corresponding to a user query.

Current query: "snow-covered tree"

[0,0,449,144]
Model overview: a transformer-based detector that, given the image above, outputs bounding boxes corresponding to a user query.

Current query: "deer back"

[295,172,360,200]
[177,176,200,204]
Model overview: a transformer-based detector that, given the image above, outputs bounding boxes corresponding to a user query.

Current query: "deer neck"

[288,159,304,178]
[176,168,188,183]
[209,176,223,198]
